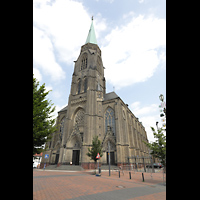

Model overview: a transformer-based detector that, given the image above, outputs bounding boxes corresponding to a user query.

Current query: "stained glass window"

[81,53,88,70]
[105,108,115,135]
[84,78,87,93]
[75,109,85,126]
[60,117,65,140]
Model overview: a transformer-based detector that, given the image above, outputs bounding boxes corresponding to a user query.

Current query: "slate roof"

[103,92,119,101]
[58,105,68,113]
[57,92,118,113]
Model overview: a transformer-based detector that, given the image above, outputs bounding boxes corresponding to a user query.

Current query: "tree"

[33,74,57,155]
[86,136,103,169]
[143,127,166,170]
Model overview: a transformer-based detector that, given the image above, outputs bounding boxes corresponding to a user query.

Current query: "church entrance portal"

[72,150,80,165]
[107,152,115,165]
[55,154,59,164]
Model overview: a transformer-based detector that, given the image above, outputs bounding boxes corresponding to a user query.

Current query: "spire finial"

[92,16,93,20]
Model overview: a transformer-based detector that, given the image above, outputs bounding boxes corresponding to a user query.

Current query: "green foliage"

[143,127,166,168]
[33,74,57,155]
[86,136,103,164]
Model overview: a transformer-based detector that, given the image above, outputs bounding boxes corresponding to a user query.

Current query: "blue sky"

[33,0,166,143]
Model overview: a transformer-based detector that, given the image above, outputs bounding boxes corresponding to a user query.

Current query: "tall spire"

[85,16,97,45]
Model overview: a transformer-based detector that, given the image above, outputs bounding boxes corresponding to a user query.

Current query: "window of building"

[105,108,115,135]
[60,117,65,140]
[74,109,85,126]
[97,56,102,75]
[84,78,87,93]
[81,53,88,70]
[78,79,81,94]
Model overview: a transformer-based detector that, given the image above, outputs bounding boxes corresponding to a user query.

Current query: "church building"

[41,18,150,169]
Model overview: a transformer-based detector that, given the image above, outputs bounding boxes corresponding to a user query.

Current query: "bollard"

[129,172,131,179]
[142,173,144,182]
[119,170,120,178]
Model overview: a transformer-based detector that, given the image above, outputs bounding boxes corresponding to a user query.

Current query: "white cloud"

[131,102,157,116]
[33,0,111,86]
[33,67,42,82]
[45,85,53,92]
[94,13,107,41]
[130,101,164,143]
[102,14,166,89]
[52,90,62,99]
[123,11,135,19]
[33,0,107,80]
[138,0,144,3]
[33,26,65,81]
[140,115,158,143]
[34,0,92,64]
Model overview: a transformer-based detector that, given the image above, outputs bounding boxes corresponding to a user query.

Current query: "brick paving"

[33,169,166,200]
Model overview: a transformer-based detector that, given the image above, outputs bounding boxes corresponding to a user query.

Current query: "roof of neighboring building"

[103,92,119,101]
[33,152,43,157]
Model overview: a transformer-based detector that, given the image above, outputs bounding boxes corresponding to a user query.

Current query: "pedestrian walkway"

[33,169,166,200]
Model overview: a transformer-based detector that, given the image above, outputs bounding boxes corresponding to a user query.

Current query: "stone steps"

[45,164,83,171]
[57,165,83,171]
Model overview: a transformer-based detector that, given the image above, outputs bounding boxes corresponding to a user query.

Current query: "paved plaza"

[33,169,166,200]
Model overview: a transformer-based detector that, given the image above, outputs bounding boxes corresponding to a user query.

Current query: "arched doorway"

[102,137,116,165]
[53,141,60,165]
[72,139,81,165]
[55,149,60,164]
[106,141,116,165]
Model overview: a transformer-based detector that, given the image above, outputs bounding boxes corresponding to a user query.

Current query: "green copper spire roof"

[85,16,97,45]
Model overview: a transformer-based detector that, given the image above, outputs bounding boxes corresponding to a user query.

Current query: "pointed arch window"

[105,108,115,135]
[84,78,87,93]
[60,117,65,141]
[74,109,85,126]
[77,79,81,94]
[81,53,88,70]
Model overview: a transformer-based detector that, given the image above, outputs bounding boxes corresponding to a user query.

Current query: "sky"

[33,0,166,143]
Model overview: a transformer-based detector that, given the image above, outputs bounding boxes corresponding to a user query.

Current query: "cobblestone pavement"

[33,169,166,200]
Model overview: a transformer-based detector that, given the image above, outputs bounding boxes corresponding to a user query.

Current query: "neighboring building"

[41,18,150,169]
[33,152,43,168]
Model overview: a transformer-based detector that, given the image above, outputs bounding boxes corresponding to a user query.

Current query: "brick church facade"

[41,18,150,169]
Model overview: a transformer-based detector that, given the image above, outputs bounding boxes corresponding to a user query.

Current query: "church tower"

[58,17,106,167]
[41,17,150,170]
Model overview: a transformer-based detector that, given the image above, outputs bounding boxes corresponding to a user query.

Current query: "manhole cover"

[116,185,125,188]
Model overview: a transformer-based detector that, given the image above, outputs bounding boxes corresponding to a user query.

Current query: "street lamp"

[159,94,166,116]
[156,122,159,130]
[159,94,164,102]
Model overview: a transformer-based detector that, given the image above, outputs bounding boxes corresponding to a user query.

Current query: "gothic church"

[41,18,150,169]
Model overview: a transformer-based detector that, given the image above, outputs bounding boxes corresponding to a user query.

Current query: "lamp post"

[159,94,164,102]
[156,121,159,131]
[159,94,166,116]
